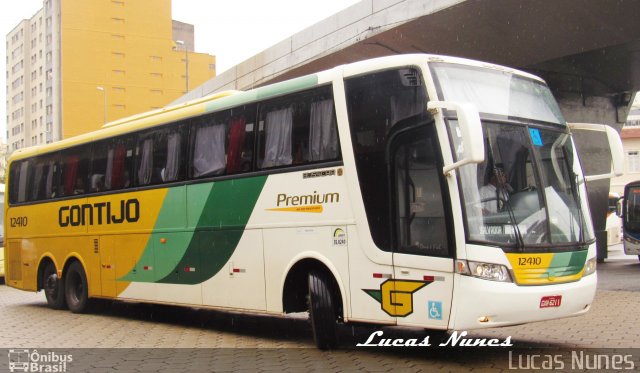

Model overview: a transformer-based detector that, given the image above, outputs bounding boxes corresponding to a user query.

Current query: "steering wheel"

[519,185,536,192]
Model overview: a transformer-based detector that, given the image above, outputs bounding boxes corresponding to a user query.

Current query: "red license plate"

[540,295,562,308]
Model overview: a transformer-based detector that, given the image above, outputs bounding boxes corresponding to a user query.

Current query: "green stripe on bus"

[119,187,196,282]
[254,75,318,100]
[157,175,267,284]
[544,250,588,278]
[204,74,319,113]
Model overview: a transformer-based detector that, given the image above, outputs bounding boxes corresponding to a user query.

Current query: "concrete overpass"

[176,0,640,259]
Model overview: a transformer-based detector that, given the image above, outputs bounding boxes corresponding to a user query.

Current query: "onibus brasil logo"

[363,279,432,317]
[8,349,72,372]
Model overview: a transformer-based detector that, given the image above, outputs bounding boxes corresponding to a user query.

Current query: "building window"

[628,151,640,173]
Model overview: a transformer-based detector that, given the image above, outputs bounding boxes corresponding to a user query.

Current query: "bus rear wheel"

[43,262,66,310]
[65,261,90,313]
[308,269,339,349]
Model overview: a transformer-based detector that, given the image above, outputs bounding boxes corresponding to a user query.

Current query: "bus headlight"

[456,260,512,282]
[583,257,597,276]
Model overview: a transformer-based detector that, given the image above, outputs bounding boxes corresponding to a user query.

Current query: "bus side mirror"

[568,123,624,182]
[616,198,623,218]
[428,101,485,175]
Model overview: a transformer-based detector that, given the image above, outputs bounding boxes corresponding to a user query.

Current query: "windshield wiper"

[496,178,525,250]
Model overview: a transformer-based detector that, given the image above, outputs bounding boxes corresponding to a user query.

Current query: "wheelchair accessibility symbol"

[428,301,442,320]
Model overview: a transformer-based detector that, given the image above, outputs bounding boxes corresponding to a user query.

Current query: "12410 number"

[10,216,28,227]
[518,256,542,266]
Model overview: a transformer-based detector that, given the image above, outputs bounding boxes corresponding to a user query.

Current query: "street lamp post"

[96,86,107,124]
[176,40,189,92]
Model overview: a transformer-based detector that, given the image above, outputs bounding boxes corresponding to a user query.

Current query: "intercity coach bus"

[621,181,640,261]
[4,54,623,348]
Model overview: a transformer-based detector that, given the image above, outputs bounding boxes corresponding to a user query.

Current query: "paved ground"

[0,244,638,372]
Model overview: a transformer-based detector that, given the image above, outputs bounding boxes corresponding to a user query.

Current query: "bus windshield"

[430,62,565,125]
[624,185,640,235]
[432,63,594,249]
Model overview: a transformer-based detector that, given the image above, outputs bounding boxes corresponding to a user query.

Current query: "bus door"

[390,124,454,328]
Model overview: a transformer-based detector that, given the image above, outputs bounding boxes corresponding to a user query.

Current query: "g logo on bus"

[363,279,432,317]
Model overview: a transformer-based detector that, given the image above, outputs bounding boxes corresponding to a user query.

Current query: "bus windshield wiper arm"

[497,181,524,250]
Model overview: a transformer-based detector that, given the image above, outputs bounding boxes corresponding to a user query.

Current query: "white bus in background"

[0,183,4,282]
[607,192,622,245]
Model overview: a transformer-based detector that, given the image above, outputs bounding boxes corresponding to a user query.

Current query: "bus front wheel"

[43,262,66,310]
[308,269,339,349]
[65,261,90,313]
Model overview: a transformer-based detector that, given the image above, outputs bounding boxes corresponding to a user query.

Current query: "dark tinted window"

[91,136,136,192]
[27,154,57,201]
[58,145,91,197]
[110,138,135,190]
[392,126,450,257]
[9,160,29,204]
[136,124,187,186]
[345,68,428,250]
[190,104,256,178]
[257,86,338,170]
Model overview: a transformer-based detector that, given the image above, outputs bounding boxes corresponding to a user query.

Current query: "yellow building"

[6,0,215,149]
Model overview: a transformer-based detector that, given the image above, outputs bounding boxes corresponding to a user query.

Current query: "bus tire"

[308,269,339,349]
[65,261,90,313]
[43,262,66,310]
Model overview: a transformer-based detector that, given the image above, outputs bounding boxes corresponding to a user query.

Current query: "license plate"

[540,295,562,308]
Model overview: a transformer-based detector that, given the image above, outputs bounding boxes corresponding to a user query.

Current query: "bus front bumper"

[623,238,640,256]
[449,272,597,330]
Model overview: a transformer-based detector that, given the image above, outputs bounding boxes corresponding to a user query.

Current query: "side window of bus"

[91,141,109,192]
[91,137,135,192]
[227,105,256,174]
[27,154,57,201]
[191,113,228,178]
[8,162,20,204]
[190,105,256,178]
[112,138,135,190]
[89,138,133,193]
[257,85,338,170]
[136,124,187,186]
[89,138,134,193]
[9,160,30,204]
[58,145,91,197]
